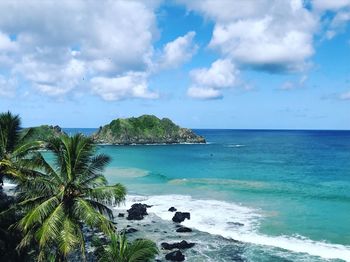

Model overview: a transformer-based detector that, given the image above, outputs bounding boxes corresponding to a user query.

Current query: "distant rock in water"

[92,115,206,145]
[23,125,65,141]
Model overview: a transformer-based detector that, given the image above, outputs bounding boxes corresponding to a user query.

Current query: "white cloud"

[15,57,86,96]
[180,0,317,73]
[187,87,222,99]
[313,0,350,11]
[91,72,158,101]
[158,31,198,70]
[312,0,350,39]
[0,75,16,97]
[280,75,308,91]
[187,59,239,99]
[325,11,350,39]
[177,0,270,23]
[339,91,350,100]
[0,31,17,51]
[0,0,160,100]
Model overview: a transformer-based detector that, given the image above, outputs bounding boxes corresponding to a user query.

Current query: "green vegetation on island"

[22,125,65,141]
[92,115,206,145]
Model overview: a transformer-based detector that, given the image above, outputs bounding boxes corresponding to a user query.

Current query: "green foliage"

[0,111,43,186]
[0,191,34,262]
[106,115,179,138]
[0,111,158,262]
[94,233,158,262]
[16,134,127,261]
[22,125,64,142]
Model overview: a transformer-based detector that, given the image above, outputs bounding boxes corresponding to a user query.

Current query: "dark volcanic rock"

[118,213,125,217]
[165,250,185,261]
[168,207,177,212]
[127,203,148,220]
[122,227,138,234]
[228,222,244,227]
[176,226,192,233]
[161,240,195,250]
[172,212,190,223]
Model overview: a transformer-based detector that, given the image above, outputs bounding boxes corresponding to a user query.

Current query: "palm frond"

[73,198,114,234]
[85,184,126,206]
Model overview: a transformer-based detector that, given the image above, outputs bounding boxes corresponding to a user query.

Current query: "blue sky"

[0,0,349,129]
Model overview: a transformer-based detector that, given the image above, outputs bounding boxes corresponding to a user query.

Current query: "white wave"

[226,144,246,148]
[3,182,16,188]
[117,194,350,261]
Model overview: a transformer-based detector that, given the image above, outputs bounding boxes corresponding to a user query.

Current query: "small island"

[23,125,66,141]
[92,115,206,145]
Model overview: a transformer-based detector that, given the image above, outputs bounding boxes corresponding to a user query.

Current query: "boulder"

[127,203,148,220]
[176,226,192,233]
[168,207,177,212]
[165,250,185,261]
[124,227,138,234]
[118,213,125,217]
[161,240,195,250]
[172,212,190,223]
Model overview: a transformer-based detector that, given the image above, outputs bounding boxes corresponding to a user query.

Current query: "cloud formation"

[91,72,158,101]
[187,59,239,99]
[0,0,160,100]
[180,0,317,73]
[339,91,350,100]
[158,31,198,70]
[280,75,308,91]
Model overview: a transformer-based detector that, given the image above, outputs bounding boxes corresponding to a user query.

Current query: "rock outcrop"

[176,226,192,233]
[161,240,195,250]
[165,250,185,261]
[126,203,148,220]
[172,212,190,223]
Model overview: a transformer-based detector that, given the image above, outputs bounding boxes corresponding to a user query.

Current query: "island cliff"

[92,115,206,145]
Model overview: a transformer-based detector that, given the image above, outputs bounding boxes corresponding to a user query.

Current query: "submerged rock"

[168,207,177,212]
[127,203,148,220]
[165,250,185,261]
[161,240,195,250]
[227,222,244,227]
[176,226,192,233]
[118,213,125,217]
[122,227,138,234]
[172,212,190,223]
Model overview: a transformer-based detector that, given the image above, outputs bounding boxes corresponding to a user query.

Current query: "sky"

[0,0,350,129]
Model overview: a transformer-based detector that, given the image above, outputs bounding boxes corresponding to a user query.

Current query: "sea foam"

[119,194,350,261]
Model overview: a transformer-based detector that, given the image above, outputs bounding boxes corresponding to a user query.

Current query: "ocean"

[63,128,350,261]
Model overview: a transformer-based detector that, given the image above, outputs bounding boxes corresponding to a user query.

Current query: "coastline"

[96,142,209,146]
[115,194,350,262]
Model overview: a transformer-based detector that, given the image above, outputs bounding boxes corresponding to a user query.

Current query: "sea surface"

[63,128,350,261]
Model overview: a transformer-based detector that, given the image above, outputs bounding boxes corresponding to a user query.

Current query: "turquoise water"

[64,129,350,261]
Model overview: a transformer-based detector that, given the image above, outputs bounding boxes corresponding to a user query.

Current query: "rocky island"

[92,115,206,145]
[23,125,66,141]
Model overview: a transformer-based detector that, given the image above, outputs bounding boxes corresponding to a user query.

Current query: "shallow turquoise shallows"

[63,129,350,261]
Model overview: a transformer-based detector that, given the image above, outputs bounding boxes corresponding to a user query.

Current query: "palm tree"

[16,134,126,261]
[94,233,158,262]
[0,111,42,186]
